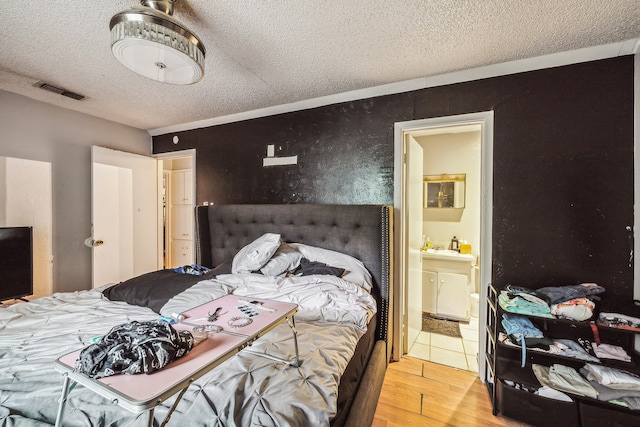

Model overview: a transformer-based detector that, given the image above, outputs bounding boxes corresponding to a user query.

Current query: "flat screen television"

[0,226,33,301]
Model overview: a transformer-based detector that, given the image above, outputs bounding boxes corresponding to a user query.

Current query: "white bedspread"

[0,273,376,426]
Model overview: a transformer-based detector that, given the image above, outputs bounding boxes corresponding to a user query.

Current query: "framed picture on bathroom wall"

[424,174,466,208]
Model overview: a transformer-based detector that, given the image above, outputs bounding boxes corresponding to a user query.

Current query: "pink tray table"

[54,295,299,427]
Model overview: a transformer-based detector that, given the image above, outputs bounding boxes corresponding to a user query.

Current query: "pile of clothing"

[531,363,640,409]
[75,320,195,379]
[173,264,211,275]
[498,330,599,363]
[500,313,599,367]
[502,378,575,402]
[499,283,605,321]
[501,313,553,367]
[582,363,640,409]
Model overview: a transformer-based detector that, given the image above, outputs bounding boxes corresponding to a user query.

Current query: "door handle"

[84,238,104,247]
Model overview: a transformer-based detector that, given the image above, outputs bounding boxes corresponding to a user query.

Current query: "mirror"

[424,174,466,208]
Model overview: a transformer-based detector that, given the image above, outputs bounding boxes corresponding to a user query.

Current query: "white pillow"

[260,243,303,276]
[289,243,372,291]
[232,233,282,273]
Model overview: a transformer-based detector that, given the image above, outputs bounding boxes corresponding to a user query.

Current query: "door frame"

[404,134,424,354]
[393,111,494,380]
[154,149,196,268]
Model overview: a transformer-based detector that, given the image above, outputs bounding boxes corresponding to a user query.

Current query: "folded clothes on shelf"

[581,367,640,409]
[502,314,553,367]
[499,290,554,318]
[502,379,573,402]
[583,363,640,391]
[537,283,605,305]
[498,332,599,363]
[551,297,595,321]
[592,343,632,362]
[505,284,550,306]
[533,363,598,398]
[500,283,604,321]
[598,312,640,332]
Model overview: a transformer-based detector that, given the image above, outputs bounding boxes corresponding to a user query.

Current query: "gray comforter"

[0,273,376,426]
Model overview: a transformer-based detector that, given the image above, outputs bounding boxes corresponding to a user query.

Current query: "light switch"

[267,145,275,157]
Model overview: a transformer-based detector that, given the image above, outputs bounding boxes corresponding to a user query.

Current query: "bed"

[0,204,392,427]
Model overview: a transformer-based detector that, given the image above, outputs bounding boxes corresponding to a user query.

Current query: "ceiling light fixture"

[109,0,206,85]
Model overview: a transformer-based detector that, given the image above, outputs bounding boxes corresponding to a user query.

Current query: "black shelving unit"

[484,283,499,415]
[486,285,640,427]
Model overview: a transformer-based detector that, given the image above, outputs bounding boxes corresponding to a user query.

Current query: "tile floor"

[407,316,480,372]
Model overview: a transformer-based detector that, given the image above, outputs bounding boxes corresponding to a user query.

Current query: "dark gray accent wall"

[154,56,635,313]
[156,93,411,205]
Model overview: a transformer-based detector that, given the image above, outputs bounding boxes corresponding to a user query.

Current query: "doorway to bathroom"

[393,112,493,378]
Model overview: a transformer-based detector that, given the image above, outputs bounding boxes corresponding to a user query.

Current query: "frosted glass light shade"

[110,6,205,85]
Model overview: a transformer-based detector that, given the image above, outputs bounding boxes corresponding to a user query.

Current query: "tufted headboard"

[194,204,392,344]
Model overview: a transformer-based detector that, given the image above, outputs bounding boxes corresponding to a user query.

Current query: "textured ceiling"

[0,1,639,133]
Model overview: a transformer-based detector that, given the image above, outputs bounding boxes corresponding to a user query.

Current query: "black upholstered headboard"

[194,204,391,344]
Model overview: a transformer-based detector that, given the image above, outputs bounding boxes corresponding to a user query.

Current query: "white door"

[404,134,424,351]
[91,146,160,288]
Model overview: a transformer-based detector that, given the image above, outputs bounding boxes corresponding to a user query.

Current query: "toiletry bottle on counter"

[451,236,459,252]
[459,241,472,254]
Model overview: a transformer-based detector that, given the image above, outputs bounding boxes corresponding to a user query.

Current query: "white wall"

[418,131,482,260]
[0,90,151,293]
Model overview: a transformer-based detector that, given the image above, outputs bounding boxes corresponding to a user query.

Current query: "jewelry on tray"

[191,308,227,322]
[228,316,253,328]
[192,324,222,333]
[207,307,223,322]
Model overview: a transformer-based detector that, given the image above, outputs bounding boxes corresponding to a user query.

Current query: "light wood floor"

[372,356,531,427]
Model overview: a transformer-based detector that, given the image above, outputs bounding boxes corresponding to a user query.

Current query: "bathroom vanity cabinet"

[422,251,475,321]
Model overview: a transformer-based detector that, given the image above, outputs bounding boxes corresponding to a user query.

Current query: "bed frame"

[194,204,392,427]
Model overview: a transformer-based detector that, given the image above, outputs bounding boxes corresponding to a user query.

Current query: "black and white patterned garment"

[75,320,195,379]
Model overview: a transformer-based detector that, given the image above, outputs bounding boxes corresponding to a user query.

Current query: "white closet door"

[170,170,193,205]
[170,205,193,239]
[171,240,193,267]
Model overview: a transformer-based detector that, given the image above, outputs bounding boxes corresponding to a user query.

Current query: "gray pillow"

[260,243,303,276]
[232,233,282,273]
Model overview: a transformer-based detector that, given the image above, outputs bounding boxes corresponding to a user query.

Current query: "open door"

[403,134,424,352]
[89,146,160,288]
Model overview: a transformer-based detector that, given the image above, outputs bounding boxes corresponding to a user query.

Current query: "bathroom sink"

[422,248,475,262]
[425,249,459,255]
